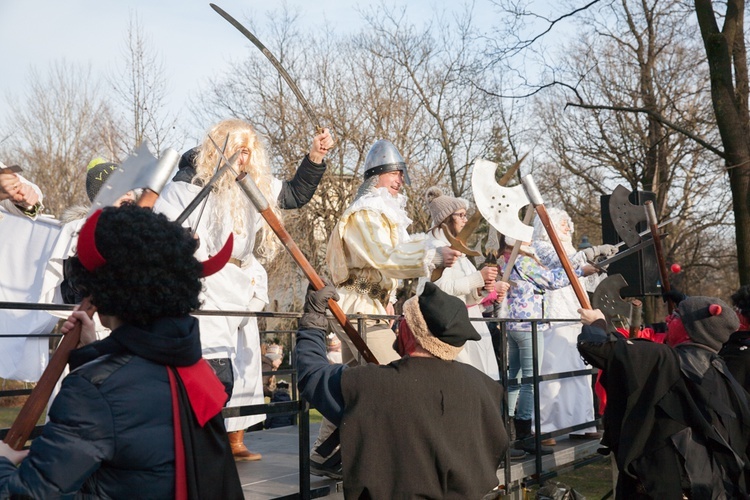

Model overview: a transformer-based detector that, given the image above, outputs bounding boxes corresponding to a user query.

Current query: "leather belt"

[340,276,389,304]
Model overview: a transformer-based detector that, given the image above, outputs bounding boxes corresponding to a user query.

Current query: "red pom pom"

[709,304,722,316]
[670,263,681,273]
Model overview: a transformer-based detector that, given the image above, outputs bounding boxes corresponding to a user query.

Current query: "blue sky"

[0,0,492,142]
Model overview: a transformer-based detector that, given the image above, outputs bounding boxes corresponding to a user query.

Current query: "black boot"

[513,418,553,455]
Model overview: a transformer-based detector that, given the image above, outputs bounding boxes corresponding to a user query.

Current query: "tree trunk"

[694,0,750,284]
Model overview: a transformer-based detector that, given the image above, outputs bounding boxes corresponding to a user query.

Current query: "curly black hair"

[67,204,203,326]
[732,285,750,318]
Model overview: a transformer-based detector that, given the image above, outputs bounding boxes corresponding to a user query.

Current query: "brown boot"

[228,430,262,462]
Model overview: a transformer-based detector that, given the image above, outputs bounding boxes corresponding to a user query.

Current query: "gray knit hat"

[424,186,469,228]
[677,296,739,351]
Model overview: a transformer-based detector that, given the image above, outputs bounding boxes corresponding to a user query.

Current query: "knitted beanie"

[402,282,480,360]
[424,186,469,227]
[677,296,739,351]
[86,158,119,202]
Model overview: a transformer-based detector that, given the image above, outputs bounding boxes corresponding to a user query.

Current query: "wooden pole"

[644,201,673,314]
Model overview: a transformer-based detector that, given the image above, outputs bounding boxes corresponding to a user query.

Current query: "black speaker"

[600,191,661,297]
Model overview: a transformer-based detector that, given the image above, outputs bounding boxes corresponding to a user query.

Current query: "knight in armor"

[311,139,461,477]
[297,281,508,498]
[578,298,750,498]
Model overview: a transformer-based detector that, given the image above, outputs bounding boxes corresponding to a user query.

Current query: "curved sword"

[210,3,323,134]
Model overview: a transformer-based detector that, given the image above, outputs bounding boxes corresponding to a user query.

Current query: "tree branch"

[564,102,726,158]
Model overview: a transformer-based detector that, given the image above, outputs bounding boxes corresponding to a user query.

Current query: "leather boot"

[228,430,262,461]
[513,418,553,455]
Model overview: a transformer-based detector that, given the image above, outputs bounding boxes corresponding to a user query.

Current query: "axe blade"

[592,274,632,331]
[609,185,647,248]
[89,144,179,215]
[471,158,533,244]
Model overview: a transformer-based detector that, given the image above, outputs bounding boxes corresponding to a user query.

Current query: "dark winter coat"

[720,330,750,393]
[0,316,241,499]
[578,319,750,499]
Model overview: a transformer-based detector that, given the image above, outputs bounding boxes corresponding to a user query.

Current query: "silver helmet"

[363,140,411,185]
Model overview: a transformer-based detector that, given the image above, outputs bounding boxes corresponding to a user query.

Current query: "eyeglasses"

[451,213,468,220]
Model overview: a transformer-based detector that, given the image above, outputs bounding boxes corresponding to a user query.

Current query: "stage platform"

[235,423,603,499]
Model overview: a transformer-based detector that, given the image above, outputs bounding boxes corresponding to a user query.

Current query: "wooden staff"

[4,301,95,450]
[644,201,674,314]
[5,186,165,450]
[234,172,379,365]
[521,175,591,309]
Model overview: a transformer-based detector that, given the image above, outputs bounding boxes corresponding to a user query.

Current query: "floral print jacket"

[500,252,580,332]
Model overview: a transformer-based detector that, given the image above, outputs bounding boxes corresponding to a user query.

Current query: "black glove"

[299,283,339,331]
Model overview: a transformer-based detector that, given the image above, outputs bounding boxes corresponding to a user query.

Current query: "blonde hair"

[194,119,281,262]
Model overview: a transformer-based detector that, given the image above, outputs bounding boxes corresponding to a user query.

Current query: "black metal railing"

[0,301,601,498]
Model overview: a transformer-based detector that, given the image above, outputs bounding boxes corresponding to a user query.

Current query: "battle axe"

[521,175,592,309]
[592,274,632,332]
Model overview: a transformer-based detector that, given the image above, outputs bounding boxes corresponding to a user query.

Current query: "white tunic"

[418,228,500,380]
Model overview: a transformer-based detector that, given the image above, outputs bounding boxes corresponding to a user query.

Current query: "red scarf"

[167,359,228,500]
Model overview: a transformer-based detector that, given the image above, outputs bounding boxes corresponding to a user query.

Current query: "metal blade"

[210,3,321,132]
[614,216,678,249]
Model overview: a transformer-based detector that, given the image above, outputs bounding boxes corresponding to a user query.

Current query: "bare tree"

[107,13,182,157]
[694,0,750,285]
[3,62,110,217]
[530,0,735,316]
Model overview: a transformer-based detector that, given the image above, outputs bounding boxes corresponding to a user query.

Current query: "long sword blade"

[210,3,322,133]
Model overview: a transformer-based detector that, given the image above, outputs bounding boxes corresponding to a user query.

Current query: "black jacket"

[0,316,241,499]
[174,153,327,210]
[578,319,750,499]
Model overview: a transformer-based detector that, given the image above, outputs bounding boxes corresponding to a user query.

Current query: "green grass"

[534,457,614,500]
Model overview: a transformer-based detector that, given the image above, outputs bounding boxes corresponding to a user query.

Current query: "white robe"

[0,208,60,381]
[533,240,599,435]
[155,178,282,431]
[418,228,500,380]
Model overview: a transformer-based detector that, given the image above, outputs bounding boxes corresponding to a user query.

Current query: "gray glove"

[299,283,340,331]
[583,244,618,262]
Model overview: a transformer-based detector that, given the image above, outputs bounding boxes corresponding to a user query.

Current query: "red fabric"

[167,368,187,500]
[665,314,691,347]
[637,327,666,344]
[739,312,750,331]
[175,359,228,427]
[595,369,607,415]
[395,318,418,357]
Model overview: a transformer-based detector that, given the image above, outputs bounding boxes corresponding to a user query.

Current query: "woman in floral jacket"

[499,233,593,454]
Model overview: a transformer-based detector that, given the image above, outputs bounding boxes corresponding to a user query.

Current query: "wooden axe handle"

[644,201,673,314]
[4,299,96,450]
[534,205,591,309]
[257,205,379,365]
[628,299,642,338]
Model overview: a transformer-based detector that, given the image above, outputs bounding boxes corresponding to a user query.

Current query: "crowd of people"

[1,120,750,498]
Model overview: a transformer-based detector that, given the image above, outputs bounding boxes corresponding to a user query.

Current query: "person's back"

[340,357,505,499]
